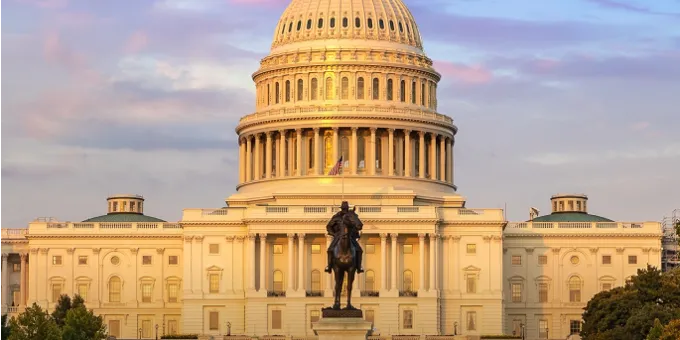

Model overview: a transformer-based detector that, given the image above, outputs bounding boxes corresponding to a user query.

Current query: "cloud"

[433,60,493,84]
[124,31,148,54]
[524,143,680,165]
[584,0,680,17]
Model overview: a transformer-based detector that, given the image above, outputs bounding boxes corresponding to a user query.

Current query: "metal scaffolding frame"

[661,209,679,272]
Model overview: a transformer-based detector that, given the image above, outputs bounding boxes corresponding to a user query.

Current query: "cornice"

[1,240,28,244]
[26,235,183,239]
[243,218,439,224]
[440,221,506,226]
[254,63,439,82]
[504,233,661,238]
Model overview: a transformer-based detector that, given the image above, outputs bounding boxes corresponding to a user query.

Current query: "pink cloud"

[124,31,148,54]
[15,0,67,9]
[433,60,493,84]
[42,31,103,85]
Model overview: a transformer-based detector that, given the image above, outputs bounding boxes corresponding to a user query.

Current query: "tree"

[675,219,680,246]
[71,294,85,309]
[660,319,680,340]
[646,319,664,340]
[2,314,11,339]
[7,303,61,340]
[61,306,107,340]
[51,294,72,328]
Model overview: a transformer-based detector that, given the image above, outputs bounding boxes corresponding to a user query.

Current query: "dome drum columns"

[238,127,454,186]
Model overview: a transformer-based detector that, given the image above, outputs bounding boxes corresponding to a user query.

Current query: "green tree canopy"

[7,303,61,340]
[62,305,107,340]
[51,294,72,328]
[71,295,85,310]
[2,314,11,339]
[660,319,680,340]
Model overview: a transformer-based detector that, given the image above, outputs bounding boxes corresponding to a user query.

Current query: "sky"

[2,0,679,227]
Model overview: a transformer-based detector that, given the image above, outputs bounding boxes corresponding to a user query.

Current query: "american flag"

[328,156,344,175]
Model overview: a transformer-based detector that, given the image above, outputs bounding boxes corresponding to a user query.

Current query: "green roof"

[82,213,166,223]
[530,212,614,223]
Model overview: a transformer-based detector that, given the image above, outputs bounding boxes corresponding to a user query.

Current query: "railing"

[24,222,182,234]
[399,290,418,297]
[1,228,28,239]
[305,290,324,297]
[506,221,661,234]
[361,290,380,297]
[267,290,286,297]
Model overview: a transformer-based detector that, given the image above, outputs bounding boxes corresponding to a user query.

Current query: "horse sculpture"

[326,203,364,310]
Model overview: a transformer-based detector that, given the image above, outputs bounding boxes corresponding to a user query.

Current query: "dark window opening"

[297,21,302,31]
[342,17,348,28]
[389,20,395,31]
[379,19,385,29]
[400,80,406,102]
[398,22,403,32]
[275,82,280,104]
[288,23,293,32]
[387,79,393,101]
[285,80,291,102]
[355,17,361,28]
[372,78,380,100]
[406,24,411,34]
[330,17,336,28]
[367,18,373,29]
[306,19,312,30]
[297,79,303,101]
[318,18,324,28]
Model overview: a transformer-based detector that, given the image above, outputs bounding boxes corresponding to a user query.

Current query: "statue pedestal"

[312,309,372,340]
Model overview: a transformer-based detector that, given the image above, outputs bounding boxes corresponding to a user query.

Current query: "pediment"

[206,265,223,272]
[462,265,481,272]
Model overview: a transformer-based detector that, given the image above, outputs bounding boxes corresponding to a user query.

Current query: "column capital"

[1,253,8,260]
[331,127,339,132]
[418,233,426,240]
[351,127,358,132]
[380,233,388,240]
[390,233,398,239]
[403,129,412,135]
[92,248,101,254]
[259,233,268,240]
[194,235,205,243]
[39,248,49,254]
[130,248,139,254]
[388,128,395,134]
[430,132,438,138]
[287,233,296,240]
[20,253,28,260]
[313,127,320,133]
[279,129,286,136]
[369,127,378,133]
[184,236,194,243]
[428,233,437,239]
[225,236,235,242]
[295,128,302,133]
[30,248,39,254]
[255,132,263,138]
[156,248,165,255]
[235,235,245,243]
[265,131,273,138]
[298,233,306,239]
[247,234,257,241]
[418,130,426,137]
[66,248,75,254]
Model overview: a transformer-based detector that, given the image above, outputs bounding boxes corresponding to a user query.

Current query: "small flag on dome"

[328,156,343,176]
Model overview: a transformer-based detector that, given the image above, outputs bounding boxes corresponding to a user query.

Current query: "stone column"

[248,234,256,291]
[279,130,286,177]
[391,233,398,291]
[369,128,377,175]
[298,234,305,292]
[404,130,411,177]
[429,133,437,179]
[418,131,426,178]
[313,128,321,175]
[254,134,261,180]
[287,234,295,291]
[429,234,436,291]
[447,138,454,184]
[2,254,8,308]
[245,136,252,182]
[439,136,446,181]
[295,129,302,176]
[326,235,333,292]
[259,234,267,292]
[387,129,394,176]
[418,234,425,291]
[332,128,339,164]
[350,127,358,175]
[265,132,273,179]
[20,253,27,306]
[380,234,387,291]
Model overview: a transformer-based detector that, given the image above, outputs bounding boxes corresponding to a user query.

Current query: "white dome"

[271,0,424,54]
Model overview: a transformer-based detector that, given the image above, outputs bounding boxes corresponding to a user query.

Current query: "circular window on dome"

[111,256,120,265]
[570,256,580,265]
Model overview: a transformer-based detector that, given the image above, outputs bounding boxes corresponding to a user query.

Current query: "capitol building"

[0,0,663,339]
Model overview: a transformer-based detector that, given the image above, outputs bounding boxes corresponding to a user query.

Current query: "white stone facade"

[0,1,663,339]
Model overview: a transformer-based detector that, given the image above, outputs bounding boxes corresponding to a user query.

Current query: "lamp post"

[454,321,458,335]
[138,328,142,339]
[226,321,232,336]
[520,322,525,340]
[162,322,165,336]
[155,324,159,340]
[546,327,549,340]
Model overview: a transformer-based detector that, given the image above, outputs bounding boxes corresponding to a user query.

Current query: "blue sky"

[2,0,679,226]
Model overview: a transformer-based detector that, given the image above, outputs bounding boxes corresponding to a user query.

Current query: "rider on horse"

[324,201,364,274]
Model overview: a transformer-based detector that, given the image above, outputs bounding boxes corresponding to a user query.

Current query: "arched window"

[325,77,334,100]
[372,78,380,100]
[273,270,284,292]
[400,80,406,102]
[365,270,375,291]
[308,137,314,169]
[411,81,416,104]
[285,80,291,102]
[109,276,121,302]
[341,77,349,99]
[330,18,336,28]
[389,20,395,31]
[318,18,324,28]
[311,270,321,292]
[357,77,365,99]
[367,18,373,29]
[399,22,403,32]
[324,136,332,169]
[387,79,394,101]
[297,21,302,31]
[288,22,293,32]
[275,82,280,104]
[421,83,425,105]
[342,17,348,28]
[306,19,312,30]
[569,276,581,302]
[340,136,350,167]
[379,19,385,30]
[311,78,318,100]
[297,79,304,101]
[355,17,361,28]
[403,270,413,291]
[267,84,271,105]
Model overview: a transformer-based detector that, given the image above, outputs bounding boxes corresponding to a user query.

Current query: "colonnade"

[1,253,29,311]
[238,127,454,185]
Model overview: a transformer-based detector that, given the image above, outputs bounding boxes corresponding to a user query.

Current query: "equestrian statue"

[324,201,364,310]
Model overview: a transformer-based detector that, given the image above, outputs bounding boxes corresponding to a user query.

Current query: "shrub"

[160,335,199,339]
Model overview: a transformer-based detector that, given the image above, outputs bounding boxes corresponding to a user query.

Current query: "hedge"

[160,335,199,339]
[480,336,522,339]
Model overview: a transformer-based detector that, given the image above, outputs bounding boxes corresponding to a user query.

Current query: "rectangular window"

[142,284,152,302]
[602,283,612,291]
[52,284,62,302]
[209,311,219,330]
[311,244,321,254]
[142,320,152,338]
[11,289,20,306]
[602,255,612,264]
[12,263,20,272]
[403,310,413,329]
[512,255,522,265]
[273,244,283,254]
[466,244,476,254]
[52,256,62,265]
[365,310,375,325]
[538,255,548,265]
[511,283,522,302]
[466,276,477,293]
[570,320,581,334]
[466,311,477,331]
[272,310,282,330]
[366,244,375,254]
[78,256,88,265]
[168,256,178,265]
[108,320,121,338]
[538,283,548,303]
[77,284,88,301]
[209,274,219,293]
[209,244,220,254]
[168,284,179,303]
[310,310,320,328]
[538,319,548,339]
[167,320,178,335]
[403,244,413,254]
[628,255,637,264]
[142,256,152,265]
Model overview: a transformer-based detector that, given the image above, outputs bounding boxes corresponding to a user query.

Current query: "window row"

[258,77,437,108]
[50,255,180,266]
[508,254,639,266]
[278,16,418,39]
[59,276,184,303]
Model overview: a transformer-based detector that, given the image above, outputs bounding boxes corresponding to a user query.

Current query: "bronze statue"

[324,201,364,310]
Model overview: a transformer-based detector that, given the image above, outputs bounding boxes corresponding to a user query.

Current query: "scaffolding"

[661,209,679,272]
